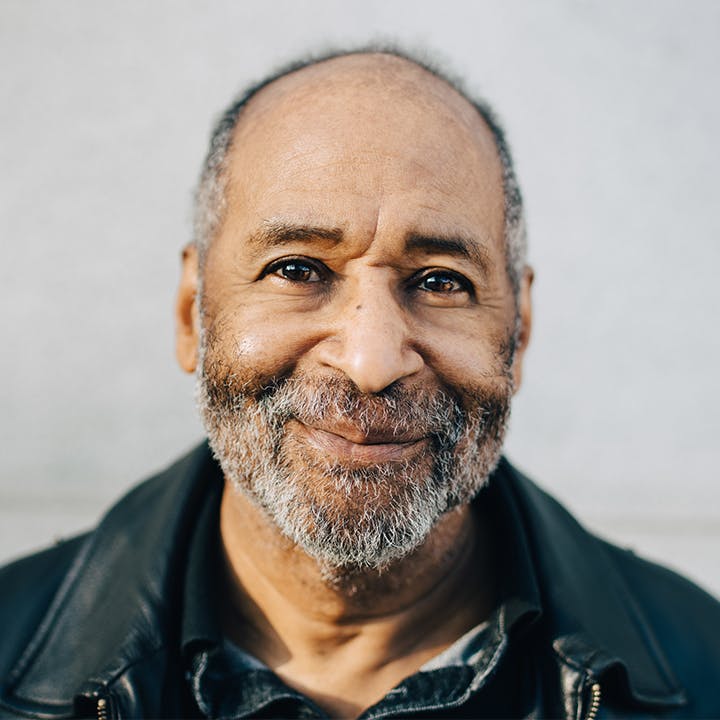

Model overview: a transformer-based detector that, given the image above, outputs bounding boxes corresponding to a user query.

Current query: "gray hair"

[192,46,527,298]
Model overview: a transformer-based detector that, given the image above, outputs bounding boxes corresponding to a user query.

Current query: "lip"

[290,420,428,464]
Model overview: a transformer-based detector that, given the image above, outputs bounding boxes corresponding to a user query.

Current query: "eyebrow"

[246,221,344,253]
[404,232,492,274]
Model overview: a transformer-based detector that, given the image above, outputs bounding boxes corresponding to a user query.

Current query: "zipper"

[93,694,117,720]
[96,696,108,720]
[584,681,601,720]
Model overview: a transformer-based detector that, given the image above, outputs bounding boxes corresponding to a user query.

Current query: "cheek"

[414,316,515,389]
[203,303,319,393]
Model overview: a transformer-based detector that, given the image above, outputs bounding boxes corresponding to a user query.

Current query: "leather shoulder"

[0,443,218,718]
[0,535,88,683]
[600,541,720,715]
[498,458,720,715]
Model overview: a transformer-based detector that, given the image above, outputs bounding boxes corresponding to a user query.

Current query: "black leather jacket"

[1,444,719,719]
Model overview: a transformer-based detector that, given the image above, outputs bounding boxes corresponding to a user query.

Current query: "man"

[1,48,718,719]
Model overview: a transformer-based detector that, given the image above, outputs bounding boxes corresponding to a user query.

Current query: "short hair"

[193,45,527,298]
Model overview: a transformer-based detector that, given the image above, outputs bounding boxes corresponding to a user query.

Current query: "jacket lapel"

[500,459,686,708]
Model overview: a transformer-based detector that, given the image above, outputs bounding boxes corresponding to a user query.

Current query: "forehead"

[221,55,505,250]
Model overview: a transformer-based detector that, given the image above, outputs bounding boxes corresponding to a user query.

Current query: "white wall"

[1,0,718,597]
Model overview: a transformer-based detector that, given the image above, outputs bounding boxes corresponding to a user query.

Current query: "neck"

[219,485,496,717]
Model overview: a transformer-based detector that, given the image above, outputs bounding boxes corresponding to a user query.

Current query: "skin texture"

[176,53,532,717]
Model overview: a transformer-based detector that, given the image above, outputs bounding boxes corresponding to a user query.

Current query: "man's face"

[184,56,529,570]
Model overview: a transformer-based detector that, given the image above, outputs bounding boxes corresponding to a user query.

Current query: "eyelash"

[263,257,471,295]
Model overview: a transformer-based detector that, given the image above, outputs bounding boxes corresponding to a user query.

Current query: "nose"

[315,281,424,394]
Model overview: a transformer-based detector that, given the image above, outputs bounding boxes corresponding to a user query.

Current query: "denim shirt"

[182,477,543,718]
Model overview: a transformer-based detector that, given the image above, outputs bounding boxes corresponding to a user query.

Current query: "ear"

[511,266,533,393]
[175,244,201,374]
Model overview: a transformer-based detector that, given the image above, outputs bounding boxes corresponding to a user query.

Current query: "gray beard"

[197,354,512,572]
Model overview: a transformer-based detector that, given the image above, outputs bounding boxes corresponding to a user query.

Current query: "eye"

[265,258,323,283]
[416,270,470,294]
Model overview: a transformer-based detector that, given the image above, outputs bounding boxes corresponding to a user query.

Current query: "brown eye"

[270,260,321,283]
[418,271,468,293]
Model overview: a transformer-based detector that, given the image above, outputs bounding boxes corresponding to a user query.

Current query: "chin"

[226,433,495,571]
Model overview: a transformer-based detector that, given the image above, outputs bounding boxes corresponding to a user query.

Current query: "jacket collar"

[497,458,686,707]
[3,446,687,715]
[2,443,223,717]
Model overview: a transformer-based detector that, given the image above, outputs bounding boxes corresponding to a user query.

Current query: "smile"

[289,420,429,464]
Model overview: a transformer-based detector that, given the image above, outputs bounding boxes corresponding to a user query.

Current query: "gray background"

[1,0,718,597]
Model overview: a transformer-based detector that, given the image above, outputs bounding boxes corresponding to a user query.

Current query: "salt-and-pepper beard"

[197,338,514,572]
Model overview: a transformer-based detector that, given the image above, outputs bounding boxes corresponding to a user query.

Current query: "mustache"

[271,374,465,442]
[204,368,510,449]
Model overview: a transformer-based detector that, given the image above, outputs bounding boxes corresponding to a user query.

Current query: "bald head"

[193,48,526,294]
[237,53,492,136]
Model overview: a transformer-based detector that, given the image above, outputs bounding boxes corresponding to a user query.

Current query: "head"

[176,48,533,572]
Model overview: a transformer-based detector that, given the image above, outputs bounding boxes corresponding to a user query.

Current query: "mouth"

[289,420,429,464]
